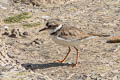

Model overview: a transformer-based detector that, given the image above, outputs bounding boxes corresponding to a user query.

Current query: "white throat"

[50,24,63,35]
[53,24,63,33]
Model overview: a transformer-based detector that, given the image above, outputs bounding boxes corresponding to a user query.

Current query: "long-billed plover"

[39,19,110,67]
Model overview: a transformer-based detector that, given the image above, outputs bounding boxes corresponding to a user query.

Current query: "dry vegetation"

[3,12,32,23]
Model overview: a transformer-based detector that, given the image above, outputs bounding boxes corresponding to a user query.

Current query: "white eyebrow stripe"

[53,24,63,33]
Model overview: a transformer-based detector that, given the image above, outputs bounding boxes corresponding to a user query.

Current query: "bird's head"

[39,19,63,33]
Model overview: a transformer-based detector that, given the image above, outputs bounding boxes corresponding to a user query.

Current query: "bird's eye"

[46,22,49,26]
[48,25,52,28]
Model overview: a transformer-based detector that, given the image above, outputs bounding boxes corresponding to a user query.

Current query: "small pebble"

[4,26,8,30]
[2,32,9,35]
[23,32,28,36]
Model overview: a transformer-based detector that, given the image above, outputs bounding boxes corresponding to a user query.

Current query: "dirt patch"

[0,0,120,80]
[12,0,78,6]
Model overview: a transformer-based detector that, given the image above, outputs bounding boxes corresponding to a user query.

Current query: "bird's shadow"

[21,62,72,70]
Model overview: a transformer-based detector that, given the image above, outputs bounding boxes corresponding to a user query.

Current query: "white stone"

[0,5,7,9]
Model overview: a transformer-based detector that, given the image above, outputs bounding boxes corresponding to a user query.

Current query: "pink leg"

[73,47,79,67]
[56,46,71,63]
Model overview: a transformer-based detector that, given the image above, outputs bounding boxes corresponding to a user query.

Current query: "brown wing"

[57,27,92,40]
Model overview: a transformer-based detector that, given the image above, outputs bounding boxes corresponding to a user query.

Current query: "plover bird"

[39,19,110,67]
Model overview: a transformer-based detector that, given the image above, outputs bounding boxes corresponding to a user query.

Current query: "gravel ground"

[0,0,120,80]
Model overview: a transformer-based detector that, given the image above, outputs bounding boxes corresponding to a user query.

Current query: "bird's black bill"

[39,27,48,32]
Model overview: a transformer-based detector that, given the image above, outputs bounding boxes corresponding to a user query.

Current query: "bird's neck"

[50,24,63,35]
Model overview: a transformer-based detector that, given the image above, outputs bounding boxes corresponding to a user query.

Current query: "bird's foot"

[55,60,64,63]
[72,64,78,67]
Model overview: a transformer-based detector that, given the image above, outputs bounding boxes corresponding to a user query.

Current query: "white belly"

[51,36,80,46]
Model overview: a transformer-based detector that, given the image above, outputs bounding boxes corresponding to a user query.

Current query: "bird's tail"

[89,33,110,37]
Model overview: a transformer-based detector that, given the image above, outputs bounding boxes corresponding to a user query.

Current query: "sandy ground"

[0,0,120,80]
